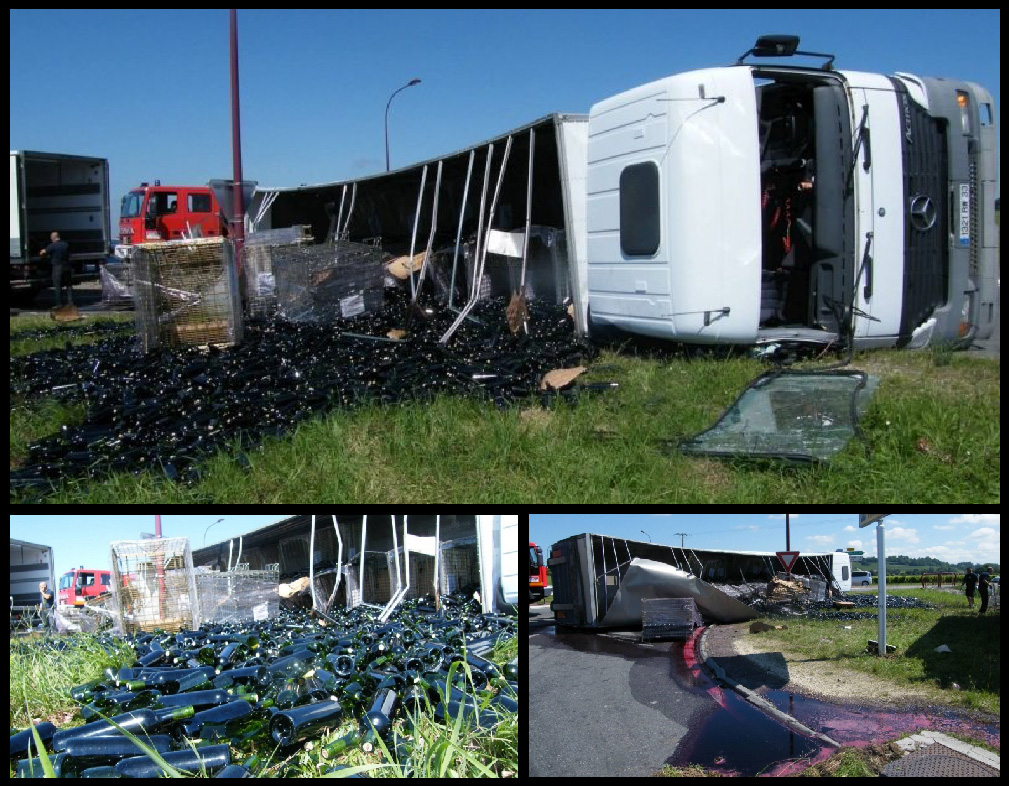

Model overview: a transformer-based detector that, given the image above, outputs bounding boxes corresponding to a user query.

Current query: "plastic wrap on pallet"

[272,241,389,324]
[109,538,199,634]
[641,597,700,641]
[100,263,134,307]
[132,238,243,351]
[243,226,313,318]
[195,565,280,624]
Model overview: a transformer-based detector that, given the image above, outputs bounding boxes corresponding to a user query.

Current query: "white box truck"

[586,35,998,349]
[10,538,55,629]
[10,150,111,299]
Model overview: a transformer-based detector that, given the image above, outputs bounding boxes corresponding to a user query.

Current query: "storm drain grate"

[880,746,999,777]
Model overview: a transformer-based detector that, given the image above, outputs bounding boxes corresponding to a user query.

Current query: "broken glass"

[680,370,879,463]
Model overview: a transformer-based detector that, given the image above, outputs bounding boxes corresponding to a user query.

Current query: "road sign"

[776,551,800,572]
[859,514,889,528]
[846,549,864,555]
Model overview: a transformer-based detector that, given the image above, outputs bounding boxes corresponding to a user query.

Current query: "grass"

[751,588,1000,714]
[11,315,1000,503]
[11,631,518,778]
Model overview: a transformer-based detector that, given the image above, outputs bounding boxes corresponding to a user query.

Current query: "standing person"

[39,231,73,306]
[38,581,57,633]
[960,566,977,609]
[977,566,992,615]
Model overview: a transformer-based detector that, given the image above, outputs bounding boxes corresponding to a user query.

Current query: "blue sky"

[9,514,291,578]
[10,10,1000,227]
[529,513,1000,565]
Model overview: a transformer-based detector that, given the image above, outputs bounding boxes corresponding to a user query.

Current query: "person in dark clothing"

[40,231,73,306]
[39,581,57,633]
[960,566,977,609]
[977,566,992,615]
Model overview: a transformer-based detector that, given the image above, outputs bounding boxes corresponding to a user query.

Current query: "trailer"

[249,35,996,352]
[548,532,851,629]
[10,538,55,628]
[190,514,518,619]
[10,150,111,298]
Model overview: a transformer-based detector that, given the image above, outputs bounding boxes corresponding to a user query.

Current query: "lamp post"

[385,78,421,171]
[204,518,225,546]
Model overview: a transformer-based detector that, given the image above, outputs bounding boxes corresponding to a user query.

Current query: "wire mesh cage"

[109,538,199,634]
[132,237,243,351]
[439,536,480,596]
[194,563,280,624]
[244,225,314,318]
[359,552,395,605]
[99,262,134,308]
[380,549,436,602]
[272,240,390,324]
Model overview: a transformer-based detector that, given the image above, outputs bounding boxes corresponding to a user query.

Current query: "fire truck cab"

[58,567,113,607]
[117,182,224,256]
[529,541,547,603]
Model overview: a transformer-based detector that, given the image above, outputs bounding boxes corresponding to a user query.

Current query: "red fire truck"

[58,567,113,607]
[530,541,547,603]
[117,182,225,256]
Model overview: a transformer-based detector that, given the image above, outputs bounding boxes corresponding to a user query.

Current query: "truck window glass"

[679,370,879,463]
[121,192,143,218]
[619,162,660,256]
[189,193,212,213]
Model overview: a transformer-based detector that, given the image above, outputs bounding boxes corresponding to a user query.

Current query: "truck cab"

[587,35,998,349]
[58,567,112,607]
[118,183,224,253]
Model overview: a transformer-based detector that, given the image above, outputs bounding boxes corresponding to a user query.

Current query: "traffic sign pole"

[877,522,886,655]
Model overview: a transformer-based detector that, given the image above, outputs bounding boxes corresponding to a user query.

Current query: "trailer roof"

[10,537,53,551]
[568,532,842,559]
[256,113,587,193]
[10,150,108,163]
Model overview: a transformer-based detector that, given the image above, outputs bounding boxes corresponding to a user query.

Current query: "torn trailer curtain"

[679,369,880,463]
[600,559,758,626]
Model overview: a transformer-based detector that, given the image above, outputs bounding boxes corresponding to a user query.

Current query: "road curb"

[697,625,841,748]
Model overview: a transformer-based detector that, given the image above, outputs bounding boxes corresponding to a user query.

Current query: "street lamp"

[385,78,421,171]
[204,518,225,546]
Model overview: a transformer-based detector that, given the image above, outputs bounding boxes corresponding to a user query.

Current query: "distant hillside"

[847,554,999,575]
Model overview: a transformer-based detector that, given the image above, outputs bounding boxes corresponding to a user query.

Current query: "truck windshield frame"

[121,191,144,218]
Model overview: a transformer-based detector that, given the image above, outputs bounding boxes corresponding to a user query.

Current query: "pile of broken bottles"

[10,288,594,494]
[11,595,518,777]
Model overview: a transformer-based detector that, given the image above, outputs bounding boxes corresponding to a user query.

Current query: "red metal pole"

[155,515,165,620]
[785,513,790,579]
[230,9,245,276]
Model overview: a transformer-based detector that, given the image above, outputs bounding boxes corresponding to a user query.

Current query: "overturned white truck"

[548,532,853,628]
[249,35,997,351]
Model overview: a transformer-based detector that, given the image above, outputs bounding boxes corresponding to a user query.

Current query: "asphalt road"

[529,605,716,777]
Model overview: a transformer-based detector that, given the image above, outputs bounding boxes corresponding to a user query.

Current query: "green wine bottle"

[270,699,344,747]
[113,744,231,777]
[51,705,195,751]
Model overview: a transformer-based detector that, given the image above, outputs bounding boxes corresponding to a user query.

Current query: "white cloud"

[886,527,920,544]
[950,514,1000,526]
[968,528,998,540]
[806,534,834,546]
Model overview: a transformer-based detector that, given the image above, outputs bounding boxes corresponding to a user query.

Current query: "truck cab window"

[619,162,660,256]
